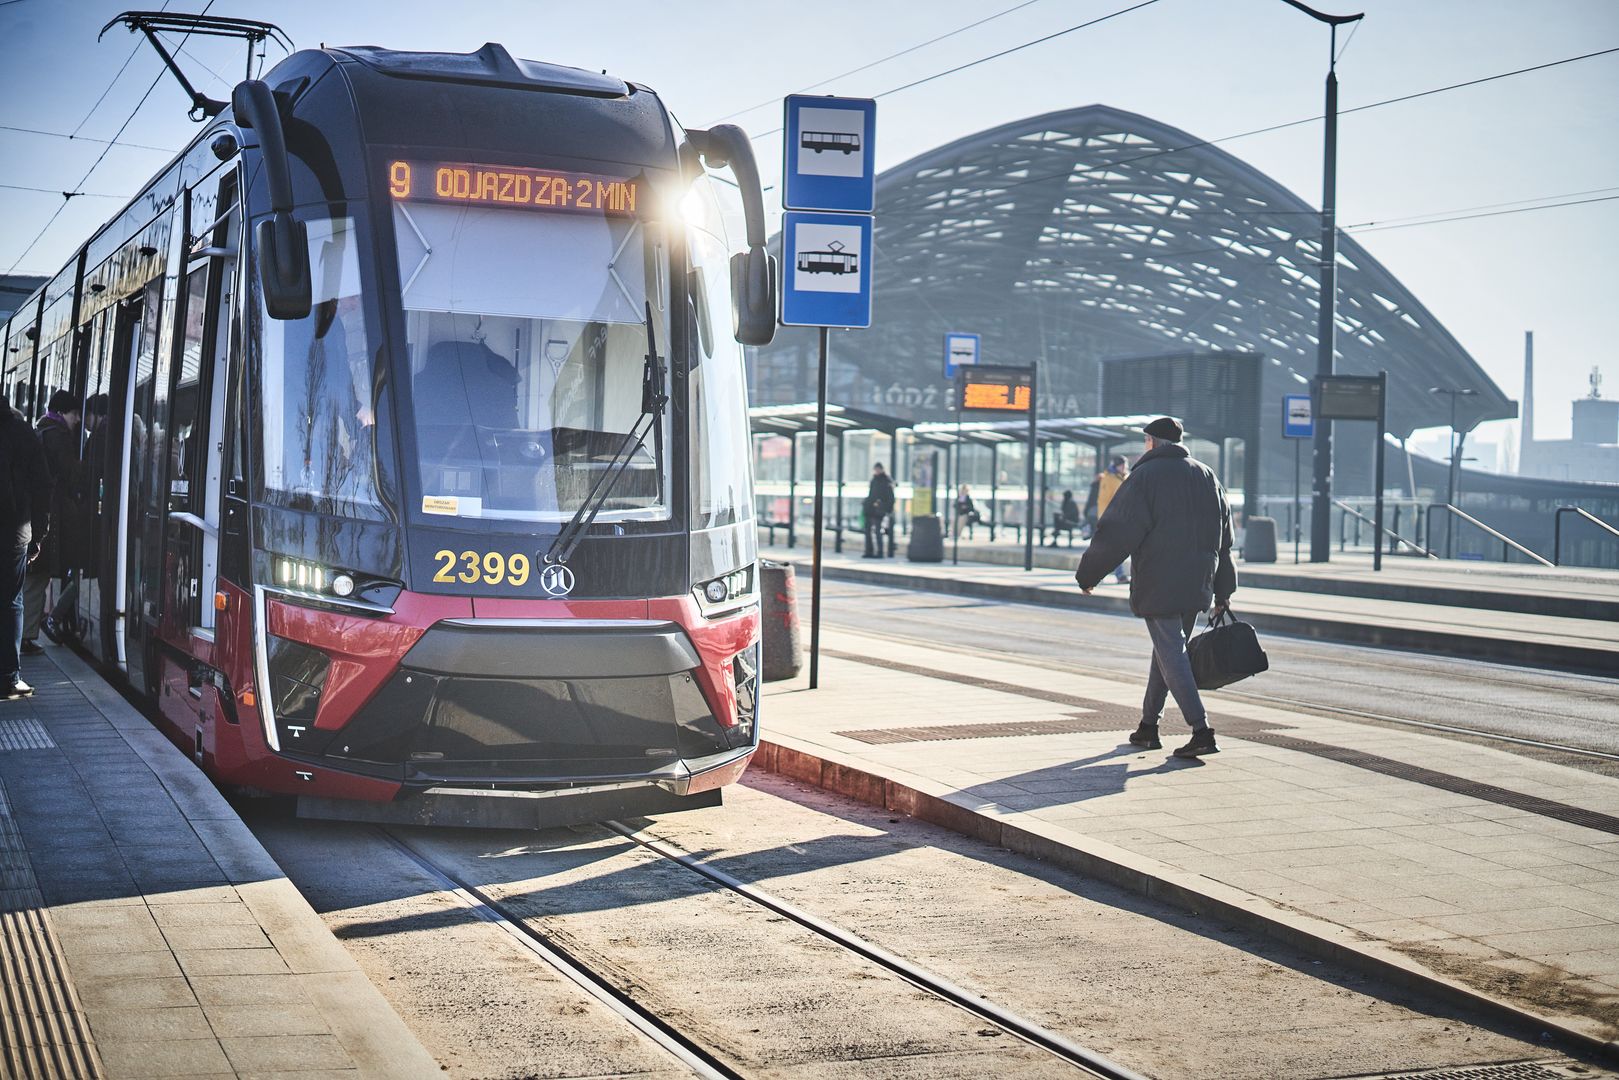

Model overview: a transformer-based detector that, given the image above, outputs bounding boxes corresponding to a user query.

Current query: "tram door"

[121,279,164,687]
[163,174,238,646]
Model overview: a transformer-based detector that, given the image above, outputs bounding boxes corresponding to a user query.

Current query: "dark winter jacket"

[1,408,51,551]
[1074,442,1236,616]
[36,415,87,576]
[865,472,895,518]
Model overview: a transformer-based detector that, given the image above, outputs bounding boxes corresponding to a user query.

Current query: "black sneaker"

[1173,728,1219,758]
[1128,724,1161,749]
[1,679,34,699]
[19,640,44,657]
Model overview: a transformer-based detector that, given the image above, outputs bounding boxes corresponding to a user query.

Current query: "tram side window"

[685,176,754,531]
[170,269,209,505]
[254,216,384,520]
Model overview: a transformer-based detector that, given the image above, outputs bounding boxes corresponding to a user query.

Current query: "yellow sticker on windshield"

[422,496,459,516]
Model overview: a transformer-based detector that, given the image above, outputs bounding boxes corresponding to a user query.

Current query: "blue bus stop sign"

[1283,393,1314,439]
[780,210,873,328]
[944,332,980,379]
[783,95,877,213]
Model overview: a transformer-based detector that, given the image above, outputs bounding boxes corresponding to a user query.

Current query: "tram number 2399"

[433,549,533,587]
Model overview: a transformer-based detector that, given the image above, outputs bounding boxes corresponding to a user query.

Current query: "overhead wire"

[4,0,216,276]
[0,124,175,153]
[709,0,1055,125]
[69,0,171,139]
[750,0,1165,138]
[871,44,1619,212]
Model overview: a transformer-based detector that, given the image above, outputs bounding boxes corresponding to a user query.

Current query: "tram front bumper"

[279,617,759,791]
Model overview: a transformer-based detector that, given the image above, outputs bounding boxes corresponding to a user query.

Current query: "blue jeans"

[1142,612,1208,731]
[2,545,26,684]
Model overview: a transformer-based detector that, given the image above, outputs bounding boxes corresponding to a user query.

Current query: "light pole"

[1430,386,1478,557]
[1282,0,1364,563]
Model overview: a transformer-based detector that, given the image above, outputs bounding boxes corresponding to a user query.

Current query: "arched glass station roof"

[751,104,1513,466]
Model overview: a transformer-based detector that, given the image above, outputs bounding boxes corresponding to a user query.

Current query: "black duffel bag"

[1187,608,1269,690]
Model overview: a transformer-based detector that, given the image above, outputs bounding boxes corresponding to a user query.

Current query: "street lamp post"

[1430,386,1478,557]
[1282,0,1364,563]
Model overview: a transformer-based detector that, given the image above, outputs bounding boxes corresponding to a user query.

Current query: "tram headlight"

[693,564,755,617]
[332,573,355,598]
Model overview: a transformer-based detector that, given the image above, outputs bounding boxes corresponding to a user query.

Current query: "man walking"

[1075,417,1235,758]
[1,391,53,699]
[863,463,895,558]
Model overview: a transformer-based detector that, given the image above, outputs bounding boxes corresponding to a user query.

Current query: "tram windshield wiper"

[545,302,668,566]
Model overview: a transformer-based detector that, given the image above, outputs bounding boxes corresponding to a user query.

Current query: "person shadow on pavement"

[962,742,1203,812]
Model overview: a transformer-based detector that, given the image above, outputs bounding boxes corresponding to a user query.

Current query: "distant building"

[753,104,1514,497]
[1520,363,1618,485]
[0,275,47,324]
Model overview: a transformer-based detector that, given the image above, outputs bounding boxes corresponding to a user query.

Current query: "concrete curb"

[51,646,443,1080]
[753,735,1619,1063]
[814,561,1619,676]
[905,540,1619,623]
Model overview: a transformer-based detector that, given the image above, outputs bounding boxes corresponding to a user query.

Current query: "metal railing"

[1332,499,1435,558]
[1426,503,1554,567]
[1554,505,1619,567]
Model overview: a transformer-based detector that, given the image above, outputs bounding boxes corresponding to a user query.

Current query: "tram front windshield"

[392,175,670,525]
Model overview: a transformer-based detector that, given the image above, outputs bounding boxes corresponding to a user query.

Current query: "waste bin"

[1244,516,1278,563]
[759,561,802,681]
[907,514,944,562]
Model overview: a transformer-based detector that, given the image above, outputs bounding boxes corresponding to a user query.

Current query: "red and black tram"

[2,34,780,827]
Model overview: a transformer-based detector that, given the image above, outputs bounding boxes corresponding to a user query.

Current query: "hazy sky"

[2,0,1615,446]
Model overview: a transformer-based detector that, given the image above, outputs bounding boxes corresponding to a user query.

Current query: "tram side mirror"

[257,214,310,320]
[688,123,777,347]
[730,247,777,347]
[232,79,311,320]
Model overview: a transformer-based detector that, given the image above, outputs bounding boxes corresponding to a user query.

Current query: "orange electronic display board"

[958,365,1035,413]
[386,160,641,216]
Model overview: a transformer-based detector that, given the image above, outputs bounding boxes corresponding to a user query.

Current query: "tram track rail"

[821,590,1619,765]
[379,822,1144,1080]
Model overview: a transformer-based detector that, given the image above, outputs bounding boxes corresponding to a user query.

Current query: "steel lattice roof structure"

[752,104,1514,491]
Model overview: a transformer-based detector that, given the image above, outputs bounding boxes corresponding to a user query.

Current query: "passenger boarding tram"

[1,30,781,827]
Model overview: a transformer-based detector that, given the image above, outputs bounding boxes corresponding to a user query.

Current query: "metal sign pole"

[809,327,829,690]
[1024,363,1037,572]
[1373,369,1387,572]
[952,403,962,566]
[1294,439,1302,565]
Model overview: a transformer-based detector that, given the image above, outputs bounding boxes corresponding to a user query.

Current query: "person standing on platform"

[1,391,53,699]
[953,484,982,539]
[863,463,895,558]
[23,391,80,654]
[45,393,103,642]
[1074,417,1236,759]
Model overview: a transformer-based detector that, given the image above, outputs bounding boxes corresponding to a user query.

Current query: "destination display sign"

[386,160,641,216]
[958,365,1035,412]
[1316,374,1384,421]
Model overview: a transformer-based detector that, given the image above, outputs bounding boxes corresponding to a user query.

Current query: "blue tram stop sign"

[780,210,873,328]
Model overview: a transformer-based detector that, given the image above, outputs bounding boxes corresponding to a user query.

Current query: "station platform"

[766,539,1619,674]
[0,645,440,1079]
[757,626,1619,1057]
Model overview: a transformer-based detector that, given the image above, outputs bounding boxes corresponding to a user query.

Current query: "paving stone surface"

[0,646,439,1079]
[761,626,1619,1040]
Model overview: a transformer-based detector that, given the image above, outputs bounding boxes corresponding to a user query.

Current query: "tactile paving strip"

[0,716,56,751]
[0,780,102,1080]
[1341,1060,1591,1079]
